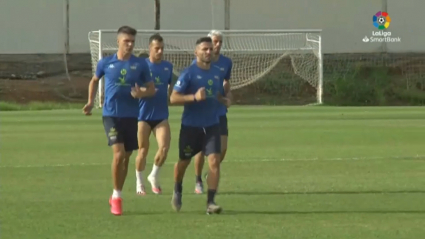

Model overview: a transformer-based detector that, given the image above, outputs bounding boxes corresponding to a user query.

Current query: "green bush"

[237,65,425,106]
[324,66,388,105]
[323,66,425,106]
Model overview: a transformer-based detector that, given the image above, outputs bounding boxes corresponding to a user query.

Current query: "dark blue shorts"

[219,115,228,136]
[178,124,221,160]
[102,117,138,152]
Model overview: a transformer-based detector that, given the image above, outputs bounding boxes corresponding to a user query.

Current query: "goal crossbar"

[88,29,323,108]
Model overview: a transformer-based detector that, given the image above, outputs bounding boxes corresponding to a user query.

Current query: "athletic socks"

[174,182,183,194]
[112,189,121,198]
[136,170,144,186]
[150,164,160,178]
[196,175,202,183]
[207,189,216,204]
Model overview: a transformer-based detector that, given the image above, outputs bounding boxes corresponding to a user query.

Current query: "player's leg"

[202,115,228,181]
[103,117,127,216]
[135,121,152,195]
[121,151,132,190]
[219,115,229,163]
[172,125,203,212]
[204,124,222,214]
[122,118,139,191]
[147,119,171,194]
[193,151,205,194]
[109,143,127,215]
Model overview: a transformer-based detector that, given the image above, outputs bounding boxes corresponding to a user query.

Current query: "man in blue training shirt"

[82,26,156,216]
[193,30,233,194]
[135,34,173,196]
[169,37,230,215]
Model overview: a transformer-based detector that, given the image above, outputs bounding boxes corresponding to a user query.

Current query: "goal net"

[88,29,323,108]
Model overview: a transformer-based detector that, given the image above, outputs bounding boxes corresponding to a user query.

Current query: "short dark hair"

[149,34,163,44]
[117,26,137,36]
[196,37,212,45]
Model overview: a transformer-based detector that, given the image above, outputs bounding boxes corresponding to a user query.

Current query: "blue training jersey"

[173,64,221,127]
[96,54,152,118]
[192,54,232,116]
[138,59,173,121]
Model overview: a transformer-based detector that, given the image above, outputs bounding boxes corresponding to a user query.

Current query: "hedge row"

[234,66,425,106]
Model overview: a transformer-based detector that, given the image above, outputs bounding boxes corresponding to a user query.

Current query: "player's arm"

[218,60,233,107]
[223,80,232,100]
[132,81,156,98]
[224,60,233,100]
[83,59,104,115]
[216,90,231,108]
[170,70,201,104]
[87,75,100,106]
[168,65,173,98]
[170,90,200,105]
[168,84,172,98]
[221,80,233,108]
[87,59,105,105]
[132,63,156,98]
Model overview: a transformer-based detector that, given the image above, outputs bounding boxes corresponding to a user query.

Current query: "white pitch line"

[1,155,424,169]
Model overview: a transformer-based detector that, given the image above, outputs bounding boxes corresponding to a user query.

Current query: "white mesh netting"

[88,30,323,108]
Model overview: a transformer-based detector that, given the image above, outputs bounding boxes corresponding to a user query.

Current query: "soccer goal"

[88,29,323,108]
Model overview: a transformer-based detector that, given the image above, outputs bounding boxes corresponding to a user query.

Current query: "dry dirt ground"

[0,71,91,103]
[0,70,293,105]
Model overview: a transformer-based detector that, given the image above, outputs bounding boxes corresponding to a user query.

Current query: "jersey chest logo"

[154,76,163,85]
[116,68,130,86]
[206,79,215,98]
[150,67,167,86]
[114,61,140,86]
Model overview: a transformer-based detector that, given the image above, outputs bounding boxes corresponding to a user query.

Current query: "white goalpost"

[88,29,323,108]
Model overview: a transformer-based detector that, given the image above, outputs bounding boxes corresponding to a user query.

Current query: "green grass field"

[2,106,425,239]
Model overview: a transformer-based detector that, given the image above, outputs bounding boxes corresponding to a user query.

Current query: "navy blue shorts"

[102,117,138,152]
[219,115,228,136]
[178,124,221,160]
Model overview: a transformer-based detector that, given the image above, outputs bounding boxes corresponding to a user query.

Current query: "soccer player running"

[170,37,230,214]
[193,30,233,194]
[82,26,156,216]
[135,34,173,195]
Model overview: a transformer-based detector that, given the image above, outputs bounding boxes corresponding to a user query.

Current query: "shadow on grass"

[123,209,425,216]
[121,190,425,216]
[223,210,425,215]
[220,190,425,196]
[123,210,213,216]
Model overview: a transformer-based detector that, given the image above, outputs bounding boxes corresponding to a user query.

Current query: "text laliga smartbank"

[373,31,391,37]
[363,11,401,43]
[369,30,401,42]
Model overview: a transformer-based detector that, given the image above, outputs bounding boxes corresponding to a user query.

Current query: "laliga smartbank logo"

[373,11,390,29]
[362,11,401,43]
